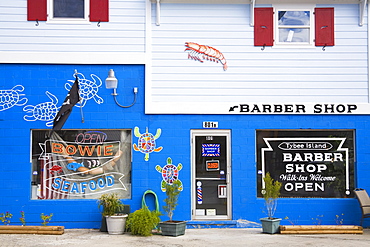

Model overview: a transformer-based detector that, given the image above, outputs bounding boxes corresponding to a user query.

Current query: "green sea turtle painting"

[156,157,183,192]
[133,127,163,161]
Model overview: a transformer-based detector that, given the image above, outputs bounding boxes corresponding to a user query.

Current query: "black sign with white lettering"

[256,130,355,198]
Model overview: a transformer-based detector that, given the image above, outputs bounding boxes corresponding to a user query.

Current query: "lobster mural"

[184,42,228,71]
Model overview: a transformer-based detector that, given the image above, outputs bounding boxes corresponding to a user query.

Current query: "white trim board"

[0,52,146,65]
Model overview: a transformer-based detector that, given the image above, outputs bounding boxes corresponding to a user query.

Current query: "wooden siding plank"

[150,95,369,103]
[152,88,367,95]
[151,73,367,81]
[153,81,369,89]
[0,44,145,52]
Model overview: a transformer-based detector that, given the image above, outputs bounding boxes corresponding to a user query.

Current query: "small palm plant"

[98,193,125,216]
[262,172,282,219]
[163,180,182,222]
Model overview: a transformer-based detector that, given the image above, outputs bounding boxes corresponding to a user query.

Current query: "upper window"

[276,10,313,46]
[53,0,85,19]
[27,0,109,24]
[254,5,334,48]
[49,0,89,23]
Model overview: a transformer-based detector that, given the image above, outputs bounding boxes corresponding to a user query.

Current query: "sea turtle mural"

[0,85,28,111]
[65,72,103,108]
[133,127,163,161]
[156,157,183,192]
[23,91,59,127]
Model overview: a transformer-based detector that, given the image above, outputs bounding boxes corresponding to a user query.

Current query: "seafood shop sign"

[257,130,354,198]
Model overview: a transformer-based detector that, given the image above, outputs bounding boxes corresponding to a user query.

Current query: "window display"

[31,129,131,199]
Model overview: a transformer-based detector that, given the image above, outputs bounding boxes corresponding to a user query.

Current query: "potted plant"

[98,192,128,235]
[125,207,161,236]
[260,172,282,234]
[159,179,186,237]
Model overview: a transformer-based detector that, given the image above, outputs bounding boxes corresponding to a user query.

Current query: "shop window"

[31,129,131,200]
[254,6,334,48]
[27,0,109,23]
[256,129,355,198]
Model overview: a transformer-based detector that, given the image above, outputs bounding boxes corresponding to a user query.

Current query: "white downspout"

[360,0,368,26]
[250,0,255,27]
[145,0,153,114]
[156,0,161,26]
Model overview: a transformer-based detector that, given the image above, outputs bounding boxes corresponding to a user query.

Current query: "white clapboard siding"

[147,3,369,113]
[0,0,146,63]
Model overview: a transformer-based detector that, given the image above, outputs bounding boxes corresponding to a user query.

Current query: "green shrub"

[126,207,161,236]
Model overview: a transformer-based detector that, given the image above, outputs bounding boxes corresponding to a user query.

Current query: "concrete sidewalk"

[0,228,369,247]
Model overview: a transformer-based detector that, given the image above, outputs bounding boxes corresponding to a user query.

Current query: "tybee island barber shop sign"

[257,130,355,198]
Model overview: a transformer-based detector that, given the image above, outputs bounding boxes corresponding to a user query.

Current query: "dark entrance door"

[191,130,231,220]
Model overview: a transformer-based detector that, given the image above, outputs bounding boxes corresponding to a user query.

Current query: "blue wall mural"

[0,64,369,228]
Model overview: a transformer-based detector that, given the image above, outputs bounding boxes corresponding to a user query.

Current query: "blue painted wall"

[0,64,369,228]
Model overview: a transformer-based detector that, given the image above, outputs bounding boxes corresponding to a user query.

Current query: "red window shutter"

[90,0,109,22]
[27,0,47,21]
[254,8,274,46]
[315,8,334,46]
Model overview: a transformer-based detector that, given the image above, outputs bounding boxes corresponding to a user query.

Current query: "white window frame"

[47,0,90,24]
[273,4,315,48]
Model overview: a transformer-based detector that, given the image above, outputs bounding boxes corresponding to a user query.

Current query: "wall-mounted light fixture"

[105,69,138,108]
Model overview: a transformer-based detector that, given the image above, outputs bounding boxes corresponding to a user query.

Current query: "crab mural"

[23,91,59,127]
[65,72,103,108]
[133,127,163,161]
[156,157,183,192]
[0,85,28,111]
